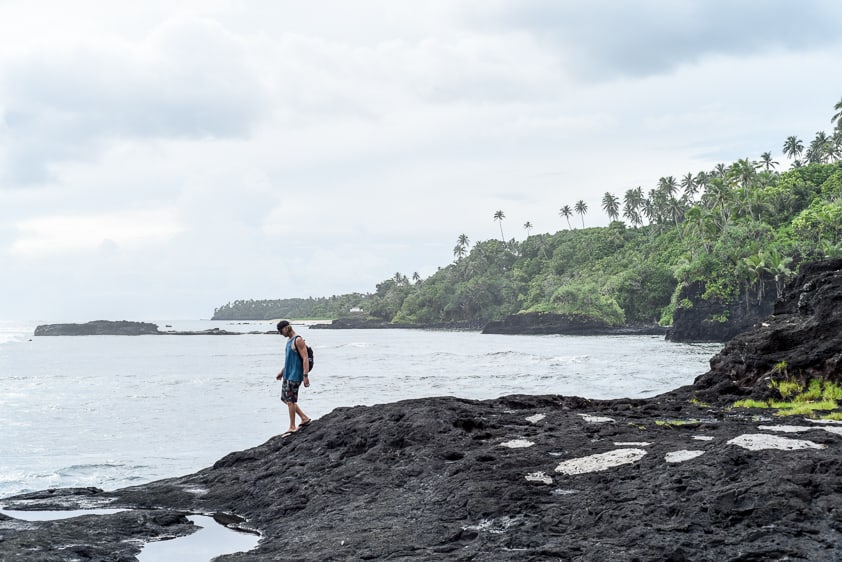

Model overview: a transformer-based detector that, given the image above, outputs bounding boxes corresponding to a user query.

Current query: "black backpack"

[294,335,314,372]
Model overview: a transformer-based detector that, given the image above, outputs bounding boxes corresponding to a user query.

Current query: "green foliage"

[770,378,801,399]
[212,139,842,326]
[769,400,838,416]
[736,378,842,418]
[732,399,769,409]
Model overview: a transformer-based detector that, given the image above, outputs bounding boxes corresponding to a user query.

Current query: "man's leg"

[294,404,310,427]
[286,401,298,432]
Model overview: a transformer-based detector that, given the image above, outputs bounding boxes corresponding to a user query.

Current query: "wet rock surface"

[5,259,842,561]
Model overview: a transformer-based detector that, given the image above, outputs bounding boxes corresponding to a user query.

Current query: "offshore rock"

[33,320,247,336]
[481,312,666,336]
[689,257,842,405]
[34,320,161,336]
[311,318,484,330]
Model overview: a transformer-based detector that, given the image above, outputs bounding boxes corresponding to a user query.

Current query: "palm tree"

[782,135,804,162]
[680,173,698,202]
[765,250,793,299]
[412,272,422,284]
[493,210,505,241]
[574,200,588,228]
[743,253,767,304]
[523,221,533,237]
[601,192,620,222]
[622,188,644,227]
[759,152,778,171]
[658,176,678,199]
[694,171,710,196]
[453,233,470,261]
[559,205,573,229]
[833,96,842,131]
[713,163,728,179]
[806,131,832,163]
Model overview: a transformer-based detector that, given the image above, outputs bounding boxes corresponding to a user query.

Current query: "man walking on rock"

[275,320,311,435]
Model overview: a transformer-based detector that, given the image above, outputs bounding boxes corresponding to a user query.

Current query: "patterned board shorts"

[281,378,302,404]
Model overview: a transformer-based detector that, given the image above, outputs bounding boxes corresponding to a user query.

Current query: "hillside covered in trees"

[213,98,842,327]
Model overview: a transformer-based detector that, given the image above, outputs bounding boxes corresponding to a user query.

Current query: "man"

[275,320,311,434]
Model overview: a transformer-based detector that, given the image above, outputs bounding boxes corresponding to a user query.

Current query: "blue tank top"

[284,336,305,382]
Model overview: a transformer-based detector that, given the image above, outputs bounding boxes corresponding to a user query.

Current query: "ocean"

[0,319,721,499]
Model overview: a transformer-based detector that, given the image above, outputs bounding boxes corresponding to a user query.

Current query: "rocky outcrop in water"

[4,259,842,561]
[34,320,161,336]
[33,320,259,336]
[482,312,666,336]
[310,318,484,330]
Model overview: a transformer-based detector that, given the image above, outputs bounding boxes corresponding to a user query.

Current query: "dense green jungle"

[213,99,842,327]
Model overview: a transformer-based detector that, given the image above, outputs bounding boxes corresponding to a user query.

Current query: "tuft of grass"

[770,399,839,416]
[690,397,710,408]
[821,412,842,421]
[732,378,842,419]
[733,399,769,409]
[796,379,824,402]
[771,378,802,399]
[823,382,842,402]
[655,419,699,428]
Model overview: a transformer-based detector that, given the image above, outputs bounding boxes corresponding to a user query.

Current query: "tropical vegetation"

[214,98,842,326]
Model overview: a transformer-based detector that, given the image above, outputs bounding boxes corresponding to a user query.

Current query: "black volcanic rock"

[689,257,842,405]
[311,318,483,330]
[5,259,842,561]
[33,321,250,336]
[481,312,666,336]
[34,320,161,336]
[666,279,777,343]
[4,394,842,561]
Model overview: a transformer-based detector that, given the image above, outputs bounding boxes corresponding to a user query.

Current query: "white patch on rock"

[820,426,842,437]
[462,515,523,535]
[728,433,826,451]
[500,439,534,448]
[554,448,647,475]
[525,472,553,484]
[614,441,652,447]
[525,413,546,424]
[758,425,812,433]
[805,418,842,425]
[578,414,615,424]
[665,450,706,463]
[693,436,715,441]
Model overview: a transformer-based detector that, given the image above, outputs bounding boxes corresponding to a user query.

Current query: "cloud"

[488,0,842,79]
[0,16,265,186]
[9,208,184,256]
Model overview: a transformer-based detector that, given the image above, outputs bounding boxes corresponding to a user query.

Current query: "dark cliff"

[689,257,842,405]
[666,279,778,343]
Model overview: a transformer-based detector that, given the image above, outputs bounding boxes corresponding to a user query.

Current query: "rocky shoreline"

[3,258,841,561]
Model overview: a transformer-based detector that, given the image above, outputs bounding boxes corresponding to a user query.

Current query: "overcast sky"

[2,1,841,321]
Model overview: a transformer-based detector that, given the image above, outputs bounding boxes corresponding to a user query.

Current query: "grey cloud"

[486,0,842,79]
[0,18,265,187]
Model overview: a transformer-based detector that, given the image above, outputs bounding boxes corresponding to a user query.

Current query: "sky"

[1,0,842,321]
